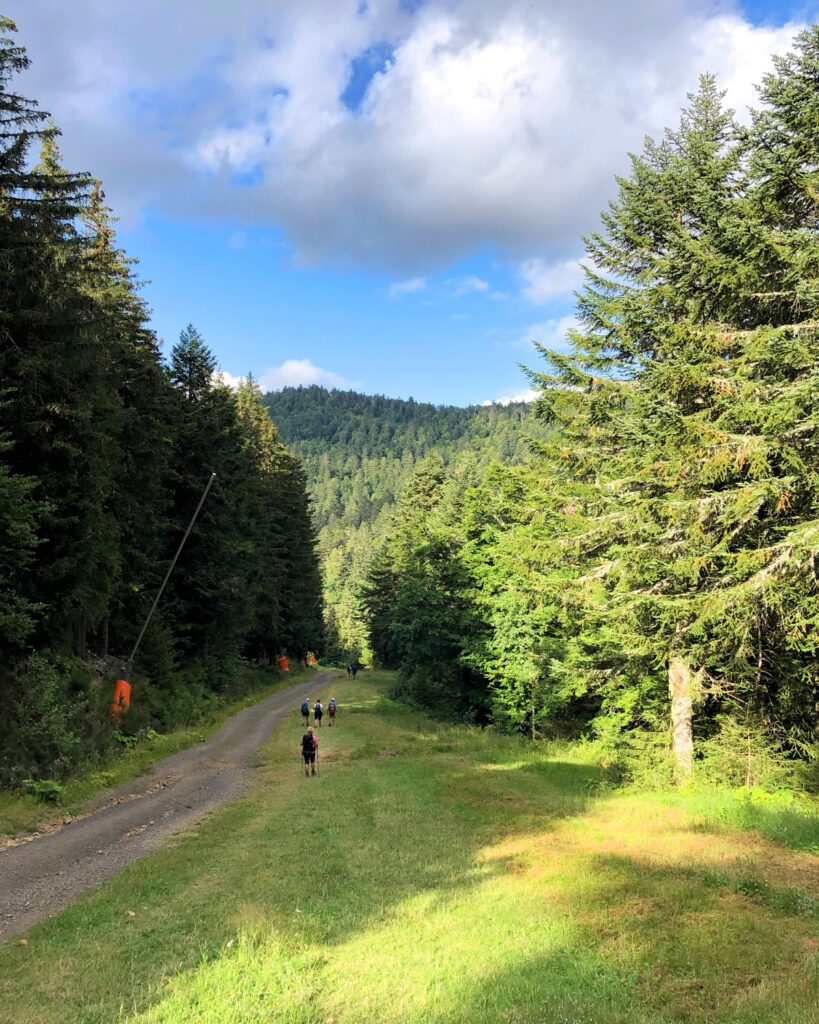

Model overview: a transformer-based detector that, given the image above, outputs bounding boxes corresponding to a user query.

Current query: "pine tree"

[528,69,819,777]
[163,328,259,680]
[0,430,40,651]
[0,22,122,656]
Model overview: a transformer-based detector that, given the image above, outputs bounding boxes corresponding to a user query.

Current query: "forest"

[2,15,819,796]
[265,385,544,659]
[350,31,819,788]
[0,18,323,787]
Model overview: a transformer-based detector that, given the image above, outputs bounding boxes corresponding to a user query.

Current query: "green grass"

[669,786,819,854]
[0,665,314,839]
[1,672,817,1023]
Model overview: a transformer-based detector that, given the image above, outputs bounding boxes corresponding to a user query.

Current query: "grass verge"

[0,664,315,840]
[668,786,819,854]
[1,671,817,1023]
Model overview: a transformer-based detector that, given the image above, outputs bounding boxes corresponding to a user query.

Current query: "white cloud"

[6,2,804,268]
[453,275,489,297]
[388,276,427,298]
[513,315,579,352]
[213,369,245,389]
[258,358,354,391]
[482,388,539,406]
[214,360,354,391]
[521,257,585,303]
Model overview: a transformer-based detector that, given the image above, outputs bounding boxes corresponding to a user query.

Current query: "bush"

[21,778,64,804]
[696,716,796,790]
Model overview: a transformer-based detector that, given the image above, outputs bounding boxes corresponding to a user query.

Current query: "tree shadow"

[2,718,815,1024]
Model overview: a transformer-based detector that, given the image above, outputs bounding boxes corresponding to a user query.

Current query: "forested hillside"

[0,19,322,787]
[361,34,819,788]
[265,386,543,657]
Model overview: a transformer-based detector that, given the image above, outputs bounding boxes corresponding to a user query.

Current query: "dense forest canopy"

[353,32,819,788]
[0,18,323,785]
[2,12,818,795]
[265,386,546,659]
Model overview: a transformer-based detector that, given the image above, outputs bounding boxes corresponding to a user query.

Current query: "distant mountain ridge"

[263,385,542,658]
[264,385,531,457]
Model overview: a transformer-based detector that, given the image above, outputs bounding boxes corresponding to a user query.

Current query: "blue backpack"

[300,701,309,716]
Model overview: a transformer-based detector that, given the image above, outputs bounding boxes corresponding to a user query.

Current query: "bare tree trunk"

[74,617,87,659]
[669,655,695,783]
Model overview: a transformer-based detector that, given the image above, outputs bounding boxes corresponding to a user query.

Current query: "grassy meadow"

[1,670,817,1023]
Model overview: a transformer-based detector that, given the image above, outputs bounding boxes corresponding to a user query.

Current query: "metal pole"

[125,472,216,668]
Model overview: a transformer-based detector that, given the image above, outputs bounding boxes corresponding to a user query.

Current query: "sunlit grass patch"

[674,786,819,854]
[1,672,817,1024]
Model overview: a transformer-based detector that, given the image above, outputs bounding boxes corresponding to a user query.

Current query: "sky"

[6,0,818,406]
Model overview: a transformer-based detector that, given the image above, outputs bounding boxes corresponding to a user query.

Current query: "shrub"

[21,778,64,804]
[696,716,796,790]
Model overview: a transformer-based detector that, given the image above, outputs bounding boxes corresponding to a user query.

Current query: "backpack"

[329,700,336,713]
[301,733,314,752]
[314,702,323,715]
[300,701,309,716]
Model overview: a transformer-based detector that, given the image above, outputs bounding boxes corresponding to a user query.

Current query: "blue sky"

[9,0,818,405]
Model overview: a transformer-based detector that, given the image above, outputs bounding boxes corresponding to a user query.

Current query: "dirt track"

[0,669,338,941]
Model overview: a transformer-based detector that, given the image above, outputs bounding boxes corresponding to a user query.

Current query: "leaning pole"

[110,472,217,721]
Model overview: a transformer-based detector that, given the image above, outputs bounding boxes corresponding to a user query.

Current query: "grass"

[669,786,819,854]
[1,671,817,1023]
[0,664,314,840]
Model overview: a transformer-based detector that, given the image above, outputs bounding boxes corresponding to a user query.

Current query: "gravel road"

[0,669,338,941]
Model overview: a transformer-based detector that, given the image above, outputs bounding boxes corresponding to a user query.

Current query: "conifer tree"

[0,430,40,651]
[529,67,819,777]
[164,327,259,679]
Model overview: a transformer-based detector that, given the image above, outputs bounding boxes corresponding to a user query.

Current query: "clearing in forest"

[0,672,817,1024]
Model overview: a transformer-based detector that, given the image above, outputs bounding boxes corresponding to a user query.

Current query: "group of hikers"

[299,696,337,776]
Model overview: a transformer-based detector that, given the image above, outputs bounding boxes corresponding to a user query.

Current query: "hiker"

[300,697,310,726]
[346,663,352,678]
[350,662,358,680]
[328,697,337,726]
[314,698,324,726]
[300,727,318,776]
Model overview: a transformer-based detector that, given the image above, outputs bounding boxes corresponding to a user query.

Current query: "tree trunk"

[100,617,109,662]
[669,655,695,783]
[74,617,87,659]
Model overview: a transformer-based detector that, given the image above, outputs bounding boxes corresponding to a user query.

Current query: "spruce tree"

[529,68,819,777]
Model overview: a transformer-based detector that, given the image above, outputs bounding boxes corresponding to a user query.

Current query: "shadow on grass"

[2,682,816,1024]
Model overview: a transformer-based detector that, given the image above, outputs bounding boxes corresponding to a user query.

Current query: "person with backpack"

[328,697,337,726]
[300,698,310,726]
[300,727,318,776]
[313,698,324,727]
[350,662,358,680]
[346,664,352,678]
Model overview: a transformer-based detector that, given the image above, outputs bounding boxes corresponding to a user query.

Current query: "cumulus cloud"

[521,257,585,303]
[388,276,427,298]
[513,315,579,352]
[258,358,354,391]
[6,1,803,267]
[213,369,245,390]
[482,388,539,406]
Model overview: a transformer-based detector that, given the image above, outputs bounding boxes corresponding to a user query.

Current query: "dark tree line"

[266,386,547,660]
[0,20,322,785]
[361,30,819,789]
